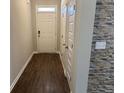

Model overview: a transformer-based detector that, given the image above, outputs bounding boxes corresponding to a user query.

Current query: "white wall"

[72,0,96,93]
[10,0,96,93]
[31,0,61,51]
[60,0,96,93]
[10,0,33,85]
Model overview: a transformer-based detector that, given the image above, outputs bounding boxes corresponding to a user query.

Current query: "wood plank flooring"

[11,53,70,93]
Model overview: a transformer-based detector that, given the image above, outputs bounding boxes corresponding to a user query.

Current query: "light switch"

[95,41,106,49]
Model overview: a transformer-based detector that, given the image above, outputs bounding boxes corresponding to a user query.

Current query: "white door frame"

[36,5,58,53]
[65,1,76,90]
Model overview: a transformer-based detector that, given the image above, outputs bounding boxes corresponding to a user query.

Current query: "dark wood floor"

[11,53,70,93]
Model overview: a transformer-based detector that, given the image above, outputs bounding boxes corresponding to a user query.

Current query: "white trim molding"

[58,52,67,77]
[10,51,35,91]
[33,51,38,54]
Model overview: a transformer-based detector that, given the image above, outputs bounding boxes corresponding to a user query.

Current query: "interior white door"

[37,11,57,53]
[61,5,67,57]
[65,0,76,82]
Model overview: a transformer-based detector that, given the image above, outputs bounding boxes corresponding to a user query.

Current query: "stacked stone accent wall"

[87,0,114,93]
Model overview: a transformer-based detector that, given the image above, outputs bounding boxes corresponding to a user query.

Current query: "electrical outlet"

[95,41,106,49]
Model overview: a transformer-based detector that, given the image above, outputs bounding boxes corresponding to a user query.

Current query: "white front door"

[36,7,57,53]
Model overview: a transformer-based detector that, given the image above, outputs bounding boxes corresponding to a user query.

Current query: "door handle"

[38,30,40,34]
[38,30,40,37]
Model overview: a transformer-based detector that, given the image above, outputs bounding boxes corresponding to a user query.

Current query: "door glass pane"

[37,7,55,12]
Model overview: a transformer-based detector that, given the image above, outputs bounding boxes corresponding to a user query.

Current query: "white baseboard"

[58,51,67,77]
[33,51,38,54]
[10,51,35,91]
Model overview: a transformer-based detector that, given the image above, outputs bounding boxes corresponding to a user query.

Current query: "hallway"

[10,0,98,93]
[11,53,70,93]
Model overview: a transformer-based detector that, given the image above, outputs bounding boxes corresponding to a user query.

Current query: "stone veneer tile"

[87,0,114,93]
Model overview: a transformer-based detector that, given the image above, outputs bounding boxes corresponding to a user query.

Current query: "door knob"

[38,30,40,34]
[38,30,40,37]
